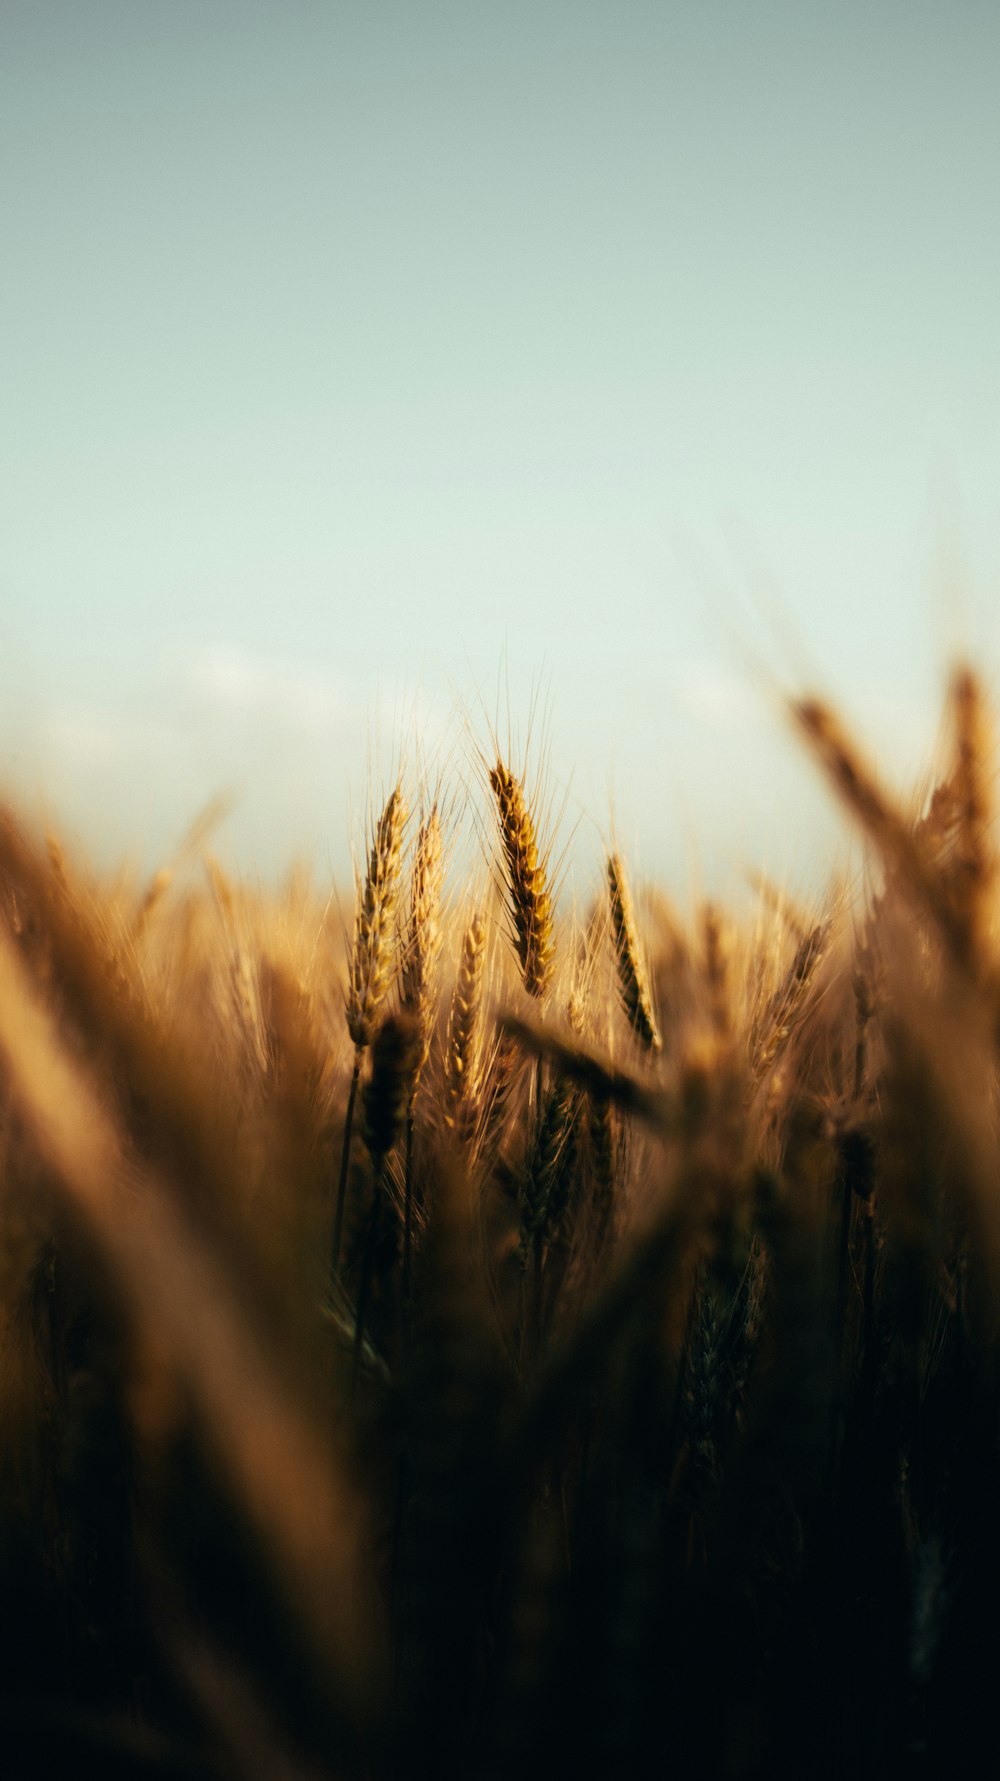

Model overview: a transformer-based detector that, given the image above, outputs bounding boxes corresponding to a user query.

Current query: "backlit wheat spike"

[399,807,444,1295]
[347,784,407,1050]
[490,762,554,999]
[400,806,444,1090]
[443,911,485,1141]
[608,852,661,1053]
[334,783,407,1275]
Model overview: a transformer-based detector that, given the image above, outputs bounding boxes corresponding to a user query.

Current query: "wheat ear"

[400,807,444,1090]
[399,806,444,1295]
[608,852,661,1053]
[490,763,554,999]
[333,784,407,1278]
[346,785,407,1049]
[750,918,830,1078]
[362,1011,420,1170]
[443,912,486,1144]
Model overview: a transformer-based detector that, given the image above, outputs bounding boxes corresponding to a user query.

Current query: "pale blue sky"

[2,3,998,900]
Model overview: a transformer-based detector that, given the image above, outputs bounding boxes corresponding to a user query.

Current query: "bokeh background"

[3,3,998,899]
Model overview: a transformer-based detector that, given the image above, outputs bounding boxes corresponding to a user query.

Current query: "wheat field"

[0,669,995,1778]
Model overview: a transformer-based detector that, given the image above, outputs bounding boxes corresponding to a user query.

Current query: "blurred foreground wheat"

[0,676,996,1779]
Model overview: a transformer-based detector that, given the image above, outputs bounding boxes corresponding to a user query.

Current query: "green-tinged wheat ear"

[346,784,407,1050]
[490,762,554,998]
[400,806,444,1091]
[608,852,661,1053]
[444,912,486,1141]
[362,1011,420,1168]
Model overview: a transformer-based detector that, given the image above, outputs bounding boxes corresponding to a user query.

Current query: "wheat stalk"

[354,1011,420,1383]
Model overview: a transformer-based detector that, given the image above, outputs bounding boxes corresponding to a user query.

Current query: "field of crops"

[0,669,995,1778]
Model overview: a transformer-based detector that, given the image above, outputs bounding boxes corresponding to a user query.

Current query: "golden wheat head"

[608,851,661,1053]
[400,806,444,1090]
[346,785,407,1049]
[443,910,486,1139]
[490,762,554,999]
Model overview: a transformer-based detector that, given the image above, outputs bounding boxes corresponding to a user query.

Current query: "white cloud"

[673,663,769,730]
[45,705,121,767]
[184,647,346,736]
